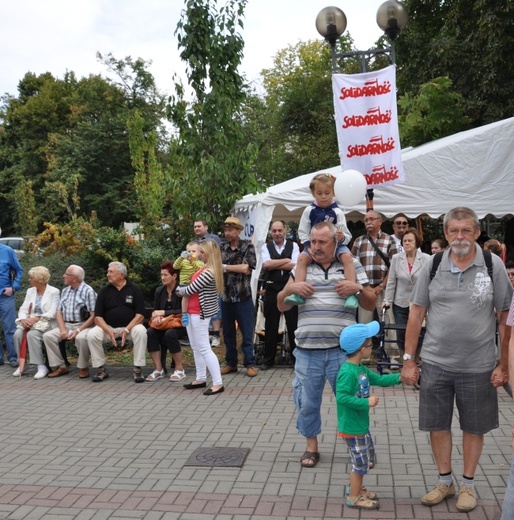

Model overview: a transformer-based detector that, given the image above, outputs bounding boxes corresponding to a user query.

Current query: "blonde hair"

[28,266,51,284]
[199,239,224,294]
[310,173,335,193]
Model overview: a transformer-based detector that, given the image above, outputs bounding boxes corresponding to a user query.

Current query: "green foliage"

[0,56,167,235]
[127,109,166,232]
[398,77,470,147]
[257,39,353,185]
[30,216,182,302]
[397,0,514,127]
[166,0,260,231]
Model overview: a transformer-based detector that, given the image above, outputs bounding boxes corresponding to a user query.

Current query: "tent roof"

[235,117,514,221]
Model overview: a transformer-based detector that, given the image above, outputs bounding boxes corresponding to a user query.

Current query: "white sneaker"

[13,368,21,377]
[34,368,49,380]
[210,336,220,347]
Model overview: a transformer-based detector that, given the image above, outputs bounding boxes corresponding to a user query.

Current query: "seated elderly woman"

[146,261,188,382]
[13,266,60,379]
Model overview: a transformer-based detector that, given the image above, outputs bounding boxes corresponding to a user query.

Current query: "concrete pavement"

[0,364,512,519]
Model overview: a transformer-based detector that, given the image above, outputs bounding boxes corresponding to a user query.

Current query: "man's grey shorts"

[419,362,499,435]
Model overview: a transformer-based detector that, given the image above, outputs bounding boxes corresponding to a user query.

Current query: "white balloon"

[334,170,367,206]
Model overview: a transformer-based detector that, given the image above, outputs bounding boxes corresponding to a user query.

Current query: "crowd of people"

[1,192,514,517]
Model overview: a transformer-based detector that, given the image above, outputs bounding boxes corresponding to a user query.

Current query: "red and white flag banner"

[332,65,404,188]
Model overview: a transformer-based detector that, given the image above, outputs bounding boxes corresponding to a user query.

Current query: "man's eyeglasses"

[394,221,408,226]
[364,217,380,223]
[64,272,75,277]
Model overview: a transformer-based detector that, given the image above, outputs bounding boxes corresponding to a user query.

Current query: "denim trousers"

[221,297,255,367]
[292,347,347,438]
[501,454,514,520]
[0,294,18,362]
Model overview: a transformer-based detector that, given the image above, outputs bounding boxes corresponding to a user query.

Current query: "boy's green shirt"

[336,361,400,436]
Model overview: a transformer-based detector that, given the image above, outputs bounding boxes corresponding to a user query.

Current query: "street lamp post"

[315,1,408,209]
[315,1,408,73]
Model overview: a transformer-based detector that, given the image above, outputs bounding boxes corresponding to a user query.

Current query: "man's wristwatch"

[403,353,415,361]
[355,285,363,298]
[124,328,130,335]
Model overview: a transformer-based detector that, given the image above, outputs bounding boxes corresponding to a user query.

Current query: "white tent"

[234,117,514,292]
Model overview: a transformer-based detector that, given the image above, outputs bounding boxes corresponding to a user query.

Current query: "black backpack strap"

[429,252,444,281]
[430,249,494,282]
[482,249,493,279]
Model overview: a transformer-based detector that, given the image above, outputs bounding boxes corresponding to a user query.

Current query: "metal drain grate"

[184,447,250,467]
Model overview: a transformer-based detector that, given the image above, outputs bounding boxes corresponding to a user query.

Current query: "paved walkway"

[0,364,512,520]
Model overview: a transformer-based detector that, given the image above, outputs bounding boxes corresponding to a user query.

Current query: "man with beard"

[402,207,513,513]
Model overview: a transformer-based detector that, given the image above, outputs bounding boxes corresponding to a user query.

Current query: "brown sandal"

[346,485,378,500]
[300,451,320,467]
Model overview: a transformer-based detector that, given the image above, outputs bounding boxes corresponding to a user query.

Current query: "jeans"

[222,297,255,367]
[501,454,514,520]
[292,347,347,438]
[0,293,18,362]
[392,303,409,351]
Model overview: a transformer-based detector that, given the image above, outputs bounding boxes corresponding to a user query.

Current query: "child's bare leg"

[284,253,311,306]
[294,253,311,283]
[340,252,356,283]
[349,472,364,498]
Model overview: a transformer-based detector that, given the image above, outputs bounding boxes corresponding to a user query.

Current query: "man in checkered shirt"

[351,211,397,324]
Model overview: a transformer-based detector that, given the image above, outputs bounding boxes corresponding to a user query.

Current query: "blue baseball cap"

[339,321,380,354]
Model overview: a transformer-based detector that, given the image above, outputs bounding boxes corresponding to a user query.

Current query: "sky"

[1,0,388,99]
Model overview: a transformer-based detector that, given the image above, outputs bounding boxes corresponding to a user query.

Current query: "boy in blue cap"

[336,321,402,510]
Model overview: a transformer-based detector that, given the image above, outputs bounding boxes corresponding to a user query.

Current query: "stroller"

[373,305,425,378]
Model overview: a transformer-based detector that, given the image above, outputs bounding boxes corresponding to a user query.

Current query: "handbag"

[30,314,51,332]
[149,314,182,330]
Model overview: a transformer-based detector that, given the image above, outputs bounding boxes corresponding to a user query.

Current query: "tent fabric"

[234,117,514,296]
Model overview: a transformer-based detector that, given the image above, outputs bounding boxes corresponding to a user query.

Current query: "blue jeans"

[222,297,255,367]
[502,454,514,520]
[292,347,347,438]
[0,293,18,362]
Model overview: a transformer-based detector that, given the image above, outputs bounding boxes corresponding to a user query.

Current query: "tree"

[398,76,470,147]
[397,0,514,126]
[0,56,167,234]
[166,0,260,230]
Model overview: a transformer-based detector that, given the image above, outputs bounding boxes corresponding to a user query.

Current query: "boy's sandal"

[345,486,378,500]
[169,370,186,382]
[146,370,164,382]
[300,451,320,468]
[346,494,379,510]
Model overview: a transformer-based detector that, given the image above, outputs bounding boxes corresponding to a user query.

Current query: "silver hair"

[109,261,127,277]
[68,264,85,282]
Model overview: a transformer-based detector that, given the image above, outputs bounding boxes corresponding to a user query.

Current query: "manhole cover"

[184,447,250,467]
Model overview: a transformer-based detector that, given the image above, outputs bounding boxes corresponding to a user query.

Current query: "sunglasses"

[394,221,408,226]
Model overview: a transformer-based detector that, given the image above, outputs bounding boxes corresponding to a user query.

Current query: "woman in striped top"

[177,239,225,395]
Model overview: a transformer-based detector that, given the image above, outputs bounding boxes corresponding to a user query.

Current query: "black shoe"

[0,360,4,366]
[204,386,224,396]
[183,381,207,389]
[9,360,19,368]
[261,363,272,371]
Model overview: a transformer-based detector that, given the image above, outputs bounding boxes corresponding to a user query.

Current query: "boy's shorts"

[343,431,375,475]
